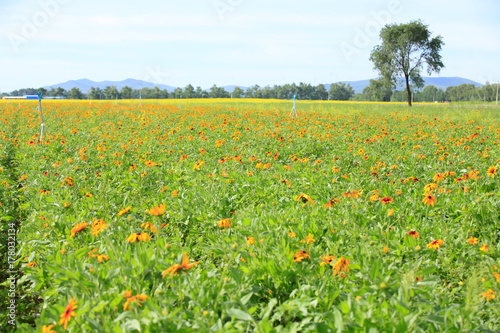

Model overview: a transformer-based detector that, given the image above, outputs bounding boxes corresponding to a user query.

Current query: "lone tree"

[370,20,444,106]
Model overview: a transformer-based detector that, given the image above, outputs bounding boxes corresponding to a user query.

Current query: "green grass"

[0,99,498,332]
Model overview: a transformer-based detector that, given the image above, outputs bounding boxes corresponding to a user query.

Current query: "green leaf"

[418,266,436,275]
[123,319,142,332]
[403,236,416,248]
[339,301,349,315]
[227,308,253,321]
[240,292,253,305]
[261,299,277,321]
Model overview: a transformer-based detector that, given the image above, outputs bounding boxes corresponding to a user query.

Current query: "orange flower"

[171,190,179,197]
[126,233,151,243]
[123,294,149,311]
[332,257,350,276]
[380,197,394,204]
[58,297,77,329]
[426,239,444,250]
[479,243,488,252]
[145,160,158,167]
[383,246,389,253]
[487,166,497,177]
[141,222,158,234]
[91,254,109,263]
[319,254,336,266]
[246,237,255,246]
[162,252,200,278]
[324,198,340,208]
[217,219,231,228]
[295,193,314,206]
[467,236,479,245]
[91,219,107,236]
[70,222,87,238]
[26,262,36,267]
[293,250,310,262]
[300,233,316,245]
[433,173,444,183]
[146,203,166,216]
[408,230,420,239]
[482,289,495,301]
[42,324,56,333]
[117,206,131,216]
[422,194,436,207]
[288,232,296,238]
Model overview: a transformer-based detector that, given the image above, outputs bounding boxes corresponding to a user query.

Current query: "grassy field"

[1,99,499,332]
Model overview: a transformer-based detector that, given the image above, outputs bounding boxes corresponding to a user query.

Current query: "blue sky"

[0,0,499,92]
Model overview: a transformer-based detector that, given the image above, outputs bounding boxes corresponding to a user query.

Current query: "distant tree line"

[6,81,498,103]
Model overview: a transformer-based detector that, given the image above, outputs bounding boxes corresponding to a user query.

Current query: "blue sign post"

[179,95,182,109]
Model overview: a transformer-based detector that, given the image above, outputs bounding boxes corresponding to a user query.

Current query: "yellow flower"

[217,219,231,228]
[319,254,335,266]
[91,219,107,236]
[42,324,57,333]
[293,250,310,262]
[487,166,497,177]
[295,193,314,206]
[467,236,479,245]
[246,237,255,246]
[426,239,444,250]
[146,204,166,216]
[479,243,488,252]
[126,233,151,243]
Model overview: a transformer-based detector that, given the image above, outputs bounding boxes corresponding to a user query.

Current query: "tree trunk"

[405,74,412,107]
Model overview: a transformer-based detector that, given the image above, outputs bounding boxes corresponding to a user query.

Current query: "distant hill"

[40,77,482,95]
[325,77,483,94]
[44,78,176,93]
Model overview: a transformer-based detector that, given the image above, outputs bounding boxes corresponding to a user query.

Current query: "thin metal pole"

[496,81,499,106]
[38,92,48,141]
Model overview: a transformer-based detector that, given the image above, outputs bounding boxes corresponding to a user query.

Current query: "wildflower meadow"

[1,99,499,332]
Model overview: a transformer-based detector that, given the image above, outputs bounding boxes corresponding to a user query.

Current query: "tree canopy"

[370,20,444,106]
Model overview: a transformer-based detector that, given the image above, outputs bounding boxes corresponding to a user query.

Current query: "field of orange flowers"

[1,99,499,332]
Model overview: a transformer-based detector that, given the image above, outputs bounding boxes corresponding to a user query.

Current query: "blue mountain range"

[44,77,482,95]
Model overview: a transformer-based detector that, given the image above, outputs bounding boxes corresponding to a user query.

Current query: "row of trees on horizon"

[5,80,499,103]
